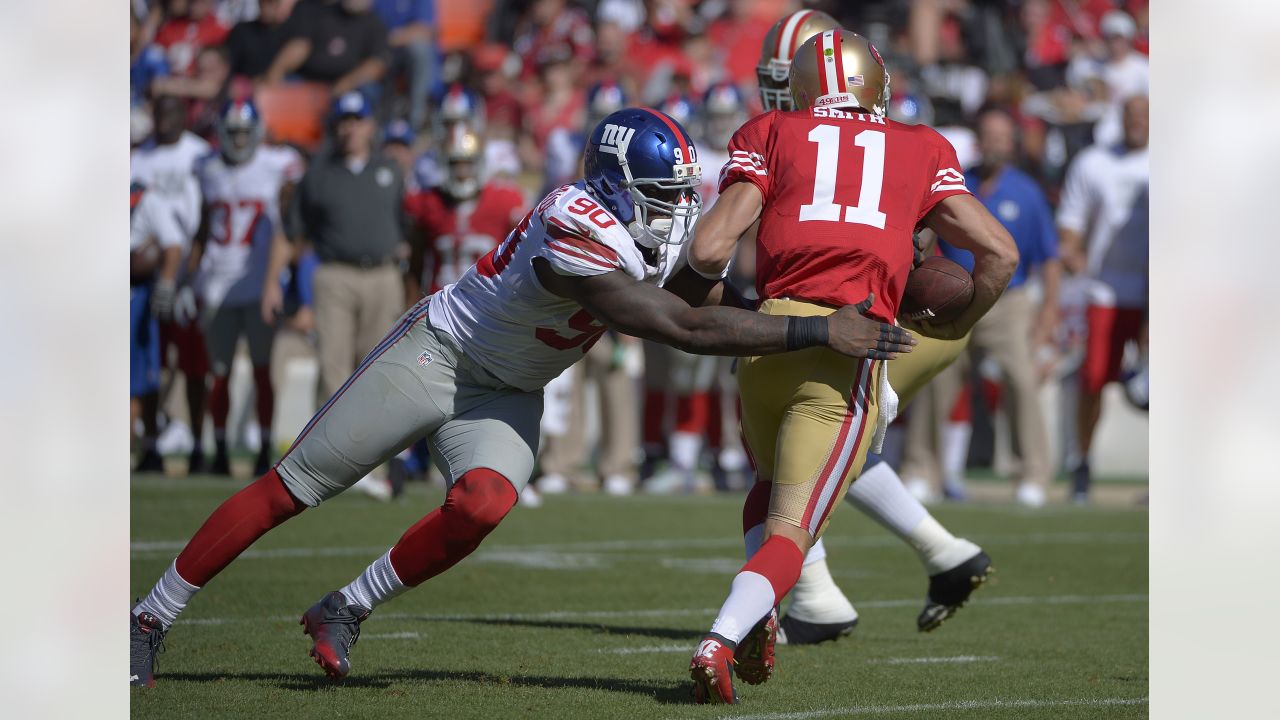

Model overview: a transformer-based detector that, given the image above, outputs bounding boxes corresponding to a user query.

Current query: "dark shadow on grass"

[464,617,698,641]
[160,669,692,704]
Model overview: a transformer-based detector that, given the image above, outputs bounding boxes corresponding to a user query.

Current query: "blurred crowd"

[130,0,1149,506]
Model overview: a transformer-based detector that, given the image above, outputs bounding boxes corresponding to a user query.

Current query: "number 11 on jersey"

[799,124,887,230]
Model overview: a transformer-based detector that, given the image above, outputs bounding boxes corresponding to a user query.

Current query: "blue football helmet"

[584,107,702,249]
[701,82,747,149]
[217,99,264,165]
[585,81,630,130]
[659,94,697,129]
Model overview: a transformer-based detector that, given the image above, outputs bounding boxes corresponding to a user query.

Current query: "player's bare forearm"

[159,245,182,284]
[264,39,309,85]
[534,259,914,359]
[334,58,387,95]
[689,181,762,278]
[1057,227,1086,275]
[924,194,1019,335]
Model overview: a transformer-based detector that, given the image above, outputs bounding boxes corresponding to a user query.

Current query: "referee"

[299,92,407,398]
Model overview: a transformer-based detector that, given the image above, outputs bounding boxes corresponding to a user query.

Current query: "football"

[900,256,975,324]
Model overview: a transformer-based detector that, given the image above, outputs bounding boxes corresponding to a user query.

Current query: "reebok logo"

[598,124,635,157]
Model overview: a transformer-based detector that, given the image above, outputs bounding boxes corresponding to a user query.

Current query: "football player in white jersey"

[193,100,305,476]
[129,107,918,687]
[131,95,214,474]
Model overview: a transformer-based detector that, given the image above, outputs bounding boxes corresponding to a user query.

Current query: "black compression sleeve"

[784,316,829,351]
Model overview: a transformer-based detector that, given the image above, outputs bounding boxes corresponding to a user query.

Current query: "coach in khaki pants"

[905,106,1060,507]
[300,92,407,398]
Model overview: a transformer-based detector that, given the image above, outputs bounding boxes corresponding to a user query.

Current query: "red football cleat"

[690,635,739,704]
[735,607,778,685]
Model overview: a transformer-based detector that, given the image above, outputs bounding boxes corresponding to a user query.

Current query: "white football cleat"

[351,475,392,502]
[1015,482,1047,508]
[602,474,633,496]
[537,473,570,494]
[519,484,544,508]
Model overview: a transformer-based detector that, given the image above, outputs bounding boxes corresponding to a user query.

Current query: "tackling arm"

[918,193,1020,339]
[533,259,915,360]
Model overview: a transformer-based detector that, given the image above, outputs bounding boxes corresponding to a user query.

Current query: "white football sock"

[669,431,702,472]
[134,561,200,630]
[941,422,972,488]
[909,516,980,576]
[708,571,775,645]
[846,459,974,574]
[743,523,764,560]
[339,550,407,610]
[786,556,858,624]
[805,537,827,565]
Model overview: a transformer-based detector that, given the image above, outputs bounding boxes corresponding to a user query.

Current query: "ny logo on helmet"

[598,124,635,157]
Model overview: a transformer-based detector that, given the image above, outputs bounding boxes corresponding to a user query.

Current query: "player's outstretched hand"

[826,294,917,360]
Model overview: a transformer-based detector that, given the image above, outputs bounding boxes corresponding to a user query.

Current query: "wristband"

[785,315,829,351]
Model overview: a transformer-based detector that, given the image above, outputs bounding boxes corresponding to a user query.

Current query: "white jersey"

[196,145,305,307]
[130,132,210,245]
[131,188,187,253]
[1056,141,1149,307]
[429,181,687,391]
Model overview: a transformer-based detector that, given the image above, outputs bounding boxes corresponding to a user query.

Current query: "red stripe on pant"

[798,360,865,530]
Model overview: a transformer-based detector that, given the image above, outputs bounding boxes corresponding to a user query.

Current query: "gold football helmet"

[442,124,484,200]
[788,28,891,116]
[756,9,841,111]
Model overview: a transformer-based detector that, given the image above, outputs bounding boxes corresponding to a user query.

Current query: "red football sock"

[388,468,517,587]
[175,469,307,586]
[743,534,805,601]
[742,480,772,535]
[642,389,667,450]
[252,365,274,434]
[674,391,711,434]
[208,376,230,432]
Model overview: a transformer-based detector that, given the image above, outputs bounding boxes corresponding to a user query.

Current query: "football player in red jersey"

[404,126,529,302]
[685,29,1018,704]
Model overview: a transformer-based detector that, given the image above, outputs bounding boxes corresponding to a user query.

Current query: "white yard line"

[694,696,1148,720]
[174,594,1146,628]
[597,644,690,655]
[362,631,423,640]
[875,655,998,665]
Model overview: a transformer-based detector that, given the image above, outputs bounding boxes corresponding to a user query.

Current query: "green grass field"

[131,476,1148,719]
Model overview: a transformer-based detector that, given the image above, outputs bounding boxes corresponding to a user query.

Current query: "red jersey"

[719,108,970,323]
[405,182,528,294]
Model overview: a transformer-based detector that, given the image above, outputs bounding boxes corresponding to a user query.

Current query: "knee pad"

[443,469,517,533]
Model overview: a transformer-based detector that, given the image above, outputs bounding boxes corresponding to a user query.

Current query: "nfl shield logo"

[417,351,433,367]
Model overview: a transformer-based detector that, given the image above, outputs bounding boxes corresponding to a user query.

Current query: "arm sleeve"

[917,128,972,225]
[718,112,774,199]
[541,215,624,278]
[1056,152,1093,234]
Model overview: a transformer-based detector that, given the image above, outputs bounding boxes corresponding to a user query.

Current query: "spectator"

[521,46,585,187]
[298,92,407,398]
[132,10,172,107]
[154,0,231,76]
[380,118,419,187]
[224,0,291,80]
[931,106,1061,508]
[132,96,214,474]
[511,0,594,81]
[1056,94,1148,503]
[152,45,233,138]
[264,0,390,97]
[706,0,772,88]
[373,0,437,129]
[1090,10,1148,146]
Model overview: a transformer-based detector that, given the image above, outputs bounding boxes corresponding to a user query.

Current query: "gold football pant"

[890,332,970,406]
[738,299,882,538]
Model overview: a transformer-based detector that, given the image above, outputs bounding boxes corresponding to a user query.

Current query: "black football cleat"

[777,614,859,645]
[133,450,165,474]
[918,551,994,632]
[130,611,167,688]
[301,591,371,679]
[253,445,272,478]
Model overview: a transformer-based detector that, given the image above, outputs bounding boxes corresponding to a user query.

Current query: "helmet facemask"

[621,161,702,249]
[219,116,262,165]
[757,60,794,111]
